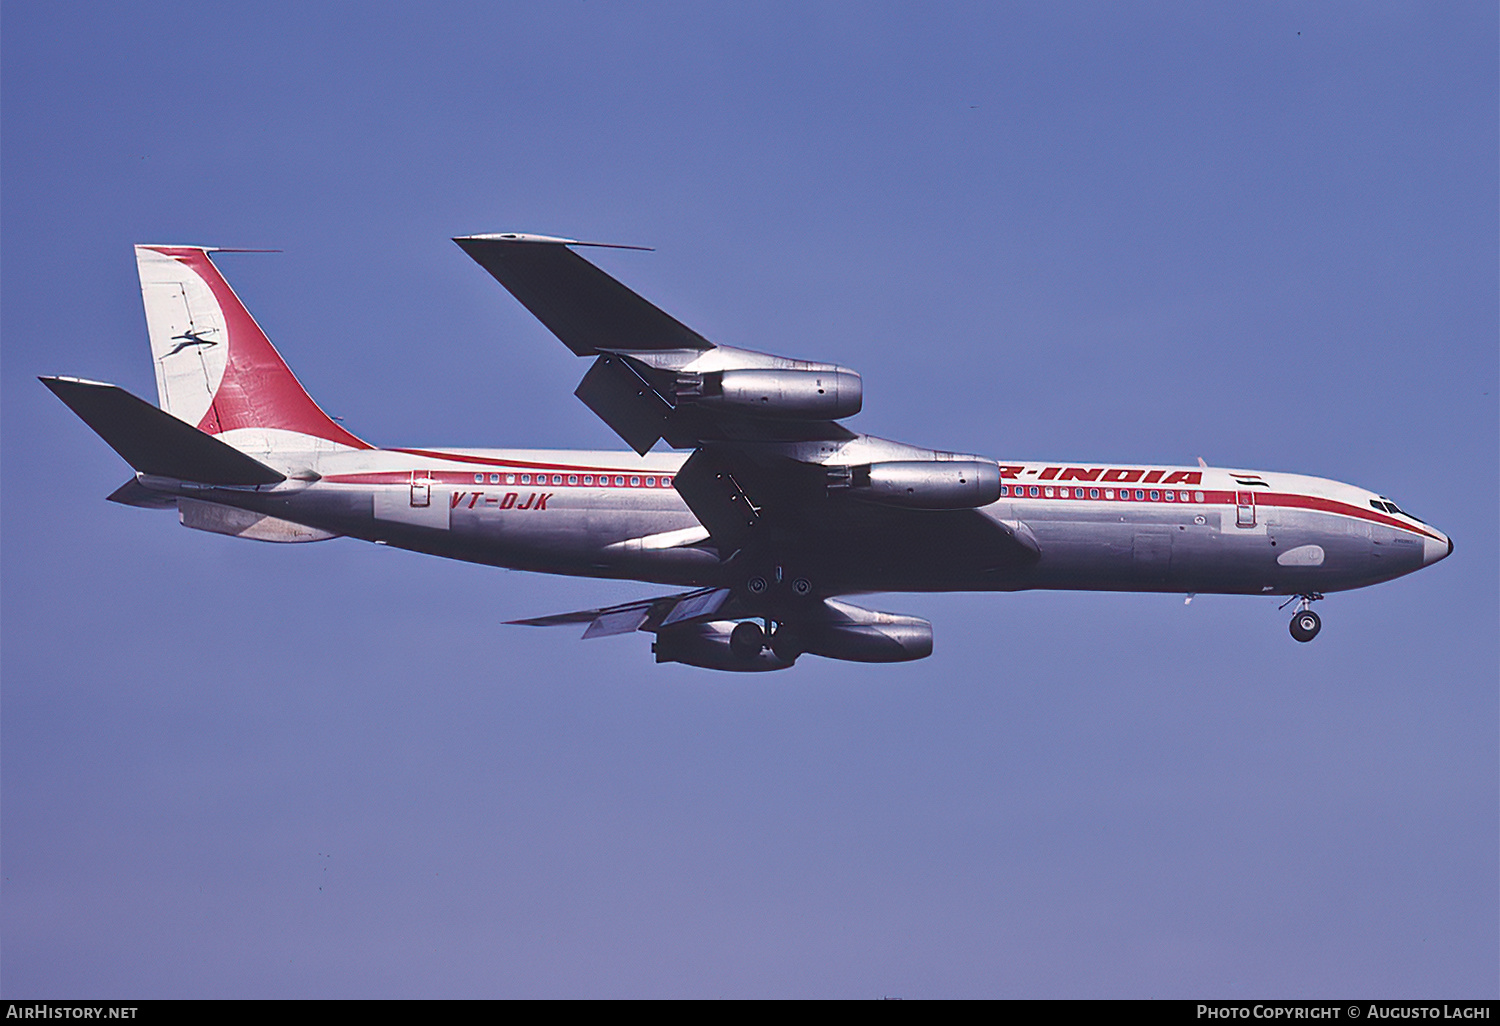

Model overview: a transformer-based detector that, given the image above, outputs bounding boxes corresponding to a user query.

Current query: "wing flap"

[508,587,733,639]
[573,353,675,456]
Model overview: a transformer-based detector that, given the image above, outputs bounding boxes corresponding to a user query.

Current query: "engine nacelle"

[762,600,933,664]
[802,621,933,663]
[652,621,796,672]
[836,460,1002,510]
[680,368,862,421]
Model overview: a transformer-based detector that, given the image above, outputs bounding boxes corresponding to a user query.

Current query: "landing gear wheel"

[770,625,803,662]
[730,621,766,659]
[1289,609,1322,643]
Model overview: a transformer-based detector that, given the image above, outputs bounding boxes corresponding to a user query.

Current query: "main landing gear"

[729,620,766,659]
[729,619,805,661]
[1281,593,1325,643]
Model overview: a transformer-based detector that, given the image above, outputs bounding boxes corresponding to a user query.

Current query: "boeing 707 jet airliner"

[42,236,1452,670]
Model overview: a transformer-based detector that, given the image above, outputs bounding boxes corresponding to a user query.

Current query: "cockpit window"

[1371,497,1426,524]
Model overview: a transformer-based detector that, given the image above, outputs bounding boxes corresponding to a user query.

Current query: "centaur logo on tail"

[42,236,1452,670]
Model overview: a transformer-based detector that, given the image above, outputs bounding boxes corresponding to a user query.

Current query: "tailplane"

[135,245,369,453]
[40,376,285,485]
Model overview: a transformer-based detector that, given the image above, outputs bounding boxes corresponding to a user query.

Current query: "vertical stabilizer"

[135,246,369,452]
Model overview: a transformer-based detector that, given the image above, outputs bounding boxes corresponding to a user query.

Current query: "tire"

[730,621,765,659]
[770,626,803,662]
[1289,609,1322,643]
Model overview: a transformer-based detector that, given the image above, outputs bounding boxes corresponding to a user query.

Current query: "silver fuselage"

[162,444,1450,600]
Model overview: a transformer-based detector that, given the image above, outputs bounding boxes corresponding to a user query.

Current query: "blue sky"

[3,2,1495,998]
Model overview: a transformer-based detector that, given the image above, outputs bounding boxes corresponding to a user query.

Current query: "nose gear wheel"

[1280,593,1325,643]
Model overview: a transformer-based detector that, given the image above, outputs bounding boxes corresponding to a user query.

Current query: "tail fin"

[135,246,369,452]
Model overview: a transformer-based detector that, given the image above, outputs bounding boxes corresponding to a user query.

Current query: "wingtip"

[454,232,653,252]
[40,374,116,391]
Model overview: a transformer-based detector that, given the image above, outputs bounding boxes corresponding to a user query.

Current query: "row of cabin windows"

[471,472,673,489]
[1001,485,1206,503]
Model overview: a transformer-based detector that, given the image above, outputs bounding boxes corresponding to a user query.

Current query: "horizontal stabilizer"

[454,234,713,355]
[41,377,285,485]
[507,587,732,639]
[178,497,338,543]
[106,478,178,509]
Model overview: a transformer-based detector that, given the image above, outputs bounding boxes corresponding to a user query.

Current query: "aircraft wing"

[453,233,711,356]
[456,233,1024,564]
[455,234,857,456]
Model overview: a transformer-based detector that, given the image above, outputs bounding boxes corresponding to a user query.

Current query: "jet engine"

[676,368,862,421]
[652,620,797,672]
[651,600,933,670]
[831,460,1002,510]
[770,618,933,663]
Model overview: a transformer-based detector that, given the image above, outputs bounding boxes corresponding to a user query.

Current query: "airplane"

[41,235,1453,671]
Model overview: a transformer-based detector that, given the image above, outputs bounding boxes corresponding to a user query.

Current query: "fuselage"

[182,443,1451,600]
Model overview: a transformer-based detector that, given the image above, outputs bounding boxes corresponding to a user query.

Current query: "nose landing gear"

[1281,593,1325,642]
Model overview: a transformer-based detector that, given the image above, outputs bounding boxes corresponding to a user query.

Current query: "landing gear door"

[1235,491,1256,528]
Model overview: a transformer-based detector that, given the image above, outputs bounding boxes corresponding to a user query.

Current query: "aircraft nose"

[1422,530,1453,566]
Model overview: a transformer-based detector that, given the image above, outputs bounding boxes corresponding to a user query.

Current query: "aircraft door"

[1235,491,1256,528]
[411,469,432,508]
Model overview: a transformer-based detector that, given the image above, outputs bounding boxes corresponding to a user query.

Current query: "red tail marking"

[144,248,370,449]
